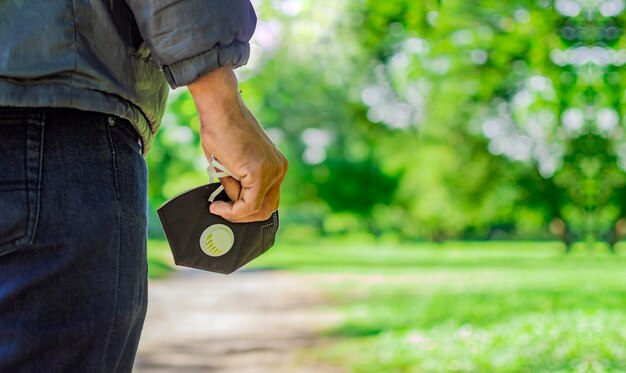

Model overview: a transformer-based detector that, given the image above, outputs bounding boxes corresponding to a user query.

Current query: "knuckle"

[270,172,282,184]
[271,161,288,182]
[241,162,260,176]
[280,157,289,176]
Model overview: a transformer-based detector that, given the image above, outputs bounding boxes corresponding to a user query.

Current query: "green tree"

[348,0,626,246]
[146,0,626,247]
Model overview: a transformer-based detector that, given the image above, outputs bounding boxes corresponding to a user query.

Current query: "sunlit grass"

[146,239,626,370]
[252,240,626,372]
[321,311,626,372]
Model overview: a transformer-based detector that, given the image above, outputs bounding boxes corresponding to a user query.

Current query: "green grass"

[147,240,175,279]
[252,241,626,372]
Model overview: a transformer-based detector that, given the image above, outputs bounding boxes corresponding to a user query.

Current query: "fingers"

[210,163,285,222]
[209,176,266,221]
[218,176,242,202]
[231,183,281,222]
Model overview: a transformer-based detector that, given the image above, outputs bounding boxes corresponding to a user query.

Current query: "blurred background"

[136,0,626,372]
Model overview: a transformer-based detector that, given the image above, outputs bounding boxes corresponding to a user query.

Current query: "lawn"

[147,240,626,372]
[147,239,176,279]
[251,241,626,372]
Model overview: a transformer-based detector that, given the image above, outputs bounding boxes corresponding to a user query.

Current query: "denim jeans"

[0,107,148,372]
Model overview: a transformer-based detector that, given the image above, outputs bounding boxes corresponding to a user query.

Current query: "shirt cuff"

[162,41,251,89]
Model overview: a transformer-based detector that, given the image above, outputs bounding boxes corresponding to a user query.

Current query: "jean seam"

[26,112,45,247]
[100,118,122,373]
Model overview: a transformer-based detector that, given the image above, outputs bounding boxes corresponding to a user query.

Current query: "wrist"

[188,65,241,119]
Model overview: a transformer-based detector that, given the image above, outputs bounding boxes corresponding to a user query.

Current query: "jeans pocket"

[0,110,45,256]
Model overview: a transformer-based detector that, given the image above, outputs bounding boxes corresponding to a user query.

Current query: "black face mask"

[157,183,279,274]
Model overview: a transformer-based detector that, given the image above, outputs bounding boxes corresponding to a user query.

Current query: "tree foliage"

[146,0,626,245]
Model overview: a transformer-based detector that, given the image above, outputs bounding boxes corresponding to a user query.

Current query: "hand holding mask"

[157,157,279,274]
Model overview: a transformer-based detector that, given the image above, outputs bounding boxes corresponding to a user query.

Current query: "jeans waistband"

[0,106,140,144]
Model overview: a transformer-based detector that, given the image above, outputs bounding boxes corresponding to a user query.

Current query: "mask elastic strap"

[206,156,240,203]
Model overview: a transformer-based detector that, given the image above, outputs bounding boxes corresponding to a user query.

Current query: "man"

[0,1,287,372]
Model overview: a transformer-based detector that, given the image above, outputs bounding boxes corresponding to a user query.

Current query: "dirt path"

[134,269,342,372]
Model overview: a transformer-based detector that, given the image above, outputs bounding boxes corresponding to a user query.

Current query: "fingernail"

[209,204,217,214]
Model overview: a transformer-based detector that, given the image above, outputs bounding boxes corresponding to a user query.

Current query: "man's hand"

[188,65,288,222]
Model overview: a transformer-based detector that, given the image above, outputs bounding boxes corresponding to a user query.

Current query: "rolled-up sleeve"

[125,0,257,88]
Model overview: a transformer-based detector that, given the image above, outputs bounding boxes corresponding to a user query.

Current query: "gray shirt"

[0,0,257,154]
